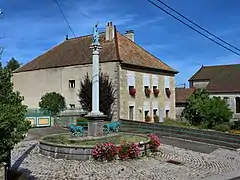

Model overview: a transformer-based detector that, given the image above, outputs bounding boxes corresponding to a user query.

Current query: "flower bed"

[92,134,160,162]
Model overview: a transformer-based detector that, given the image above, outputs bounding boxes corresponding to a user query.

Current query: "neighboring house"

[12,22,178,122]
[189,64,240,119]
[175,88,195,118]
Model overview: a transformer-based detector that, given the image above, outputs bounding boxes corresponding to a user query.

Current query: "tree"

[0,69,31,163]
[39,92,66,116]
[4,57,21,71]
[78,73,116,121]
[182,89,233,128]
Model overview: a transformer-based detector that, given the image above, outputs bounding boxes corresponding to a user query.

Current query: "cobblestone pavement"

[11,140,240,180]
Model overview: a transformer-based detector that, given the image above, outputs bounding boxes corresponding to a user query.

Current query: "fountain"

[39,23,150,161]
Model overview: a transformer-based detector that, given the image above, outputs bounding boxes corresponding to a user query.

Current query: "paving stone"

[11,141,240,180]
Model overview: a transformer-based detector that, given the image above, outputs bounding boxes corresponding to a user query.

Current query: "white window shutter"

[143,75,150,86]
[127,74,135,86]
[164,76,170,88]
[152,75,158,87]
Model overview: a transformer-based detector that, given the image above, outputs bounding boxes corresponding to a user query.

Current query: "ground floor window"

[236,97,240,113]
[129,106,134,120]
[166,110,169,119]
[153,109,157,116]
[144,110,149,117]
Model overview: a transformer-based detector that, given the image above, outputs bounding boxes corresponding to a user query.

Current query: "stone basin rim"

[39,132,150,148]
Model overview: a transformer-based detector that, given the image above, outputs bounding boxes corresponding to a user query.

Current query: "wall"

[190,80,209,89]
[119,66,176,122]
[176,103,187,118]
[12,62,119,120]
[210,93,240,119]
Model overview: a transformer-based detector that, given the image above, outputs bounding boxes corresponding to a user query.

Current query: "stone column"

[85,24,107,137]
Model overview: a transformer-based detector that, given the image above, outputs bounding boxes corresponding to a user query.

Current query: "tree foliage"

[39,92,66,116]
[182,89,233,128]
[4,57,21,71]
[0,69,30,162]
[78,73,116,121]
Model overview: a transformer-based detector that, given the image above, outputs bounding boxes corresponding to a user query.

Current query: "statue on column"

[92,23,100,46]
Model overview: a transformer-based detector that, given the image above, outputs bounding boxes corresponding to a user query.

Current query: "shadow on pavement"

[11,143,37,170]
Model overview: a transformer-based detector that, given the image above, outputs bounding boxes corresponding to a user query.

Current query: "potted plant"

[153,115,159,123]
[145,115,151,122]
[165,88,171,98]
[129,88,136,97]
[153,88,159,97]
[145,88,151,97]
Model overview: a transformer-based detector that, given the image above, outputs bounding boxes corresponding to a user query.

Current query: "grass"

[43,133,148,146]
[162,119,197,129]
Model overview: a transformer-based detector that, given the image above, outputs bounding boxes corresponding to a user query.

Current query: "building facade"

[13,22,178,122]
[189,64,240,119]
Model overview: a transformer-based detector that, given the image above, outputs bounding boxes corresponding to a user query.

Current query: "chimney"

[105,22,115,41]
[125,30,134,42]
[65,35,69,40]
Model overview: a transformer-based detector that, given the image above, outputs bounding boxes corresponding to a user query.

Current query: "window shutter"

[152,75,158,87]
[164,76,170,88]
[127,74,135,86]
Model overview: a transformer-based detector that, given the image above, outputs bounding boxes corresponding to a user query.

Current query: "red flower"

[149,134,161,152]
[153,89,160,96]
[145,88,151,97]
[129,88,136,96]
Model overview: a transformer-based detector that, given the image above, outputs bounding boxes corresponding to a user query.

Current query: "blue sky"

[0,0,240,86]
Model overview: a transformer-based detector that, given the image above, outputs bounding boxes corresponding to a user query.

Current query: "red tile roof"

[14,28,177,74]
[175,88,195,103]
[189,64,240,93]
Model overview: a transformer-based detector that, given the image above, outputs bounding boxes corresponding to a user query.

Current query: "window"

[69,104,75,109]
[69,80,75,88]
[144,86,149,90]
[166,110,169,119]
[129,106,134,120]
[153,109,157,116]
[223,97,229,105]
[127,72,135,87]
[129,85,134,91]
[143,74,150,91]
[144,110,149,117]
[164,76,170,88]
[153,86,157,90]
[236,97,240,113]
[152,75,158,89]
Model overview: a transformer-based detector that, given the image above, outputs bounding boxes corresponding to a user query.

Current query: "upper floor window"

[164,76,170,88]
[127,72,135,87]
[69,80,75,88]
[152,75,158,90]
[143,74,150,91]
[236,97,240,113]
[223,97,229,105]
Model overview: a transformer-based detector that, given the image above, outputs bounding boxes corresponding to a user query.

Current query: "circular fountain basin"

[39,132,150,161]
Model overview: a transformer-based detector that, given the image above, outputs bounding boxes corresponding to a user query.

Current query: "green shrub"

[213,123,231,132]
[153,115,159,123]
[182,89,233,128]
[231,120,240,130]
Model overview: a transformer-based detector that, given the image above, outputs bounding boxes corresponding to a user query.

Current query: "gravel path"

[11,140,240,180]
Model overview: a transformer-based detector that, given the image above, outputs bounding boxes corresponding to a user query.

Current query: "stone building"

[13,22,178,122]
[189,64,240,120]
